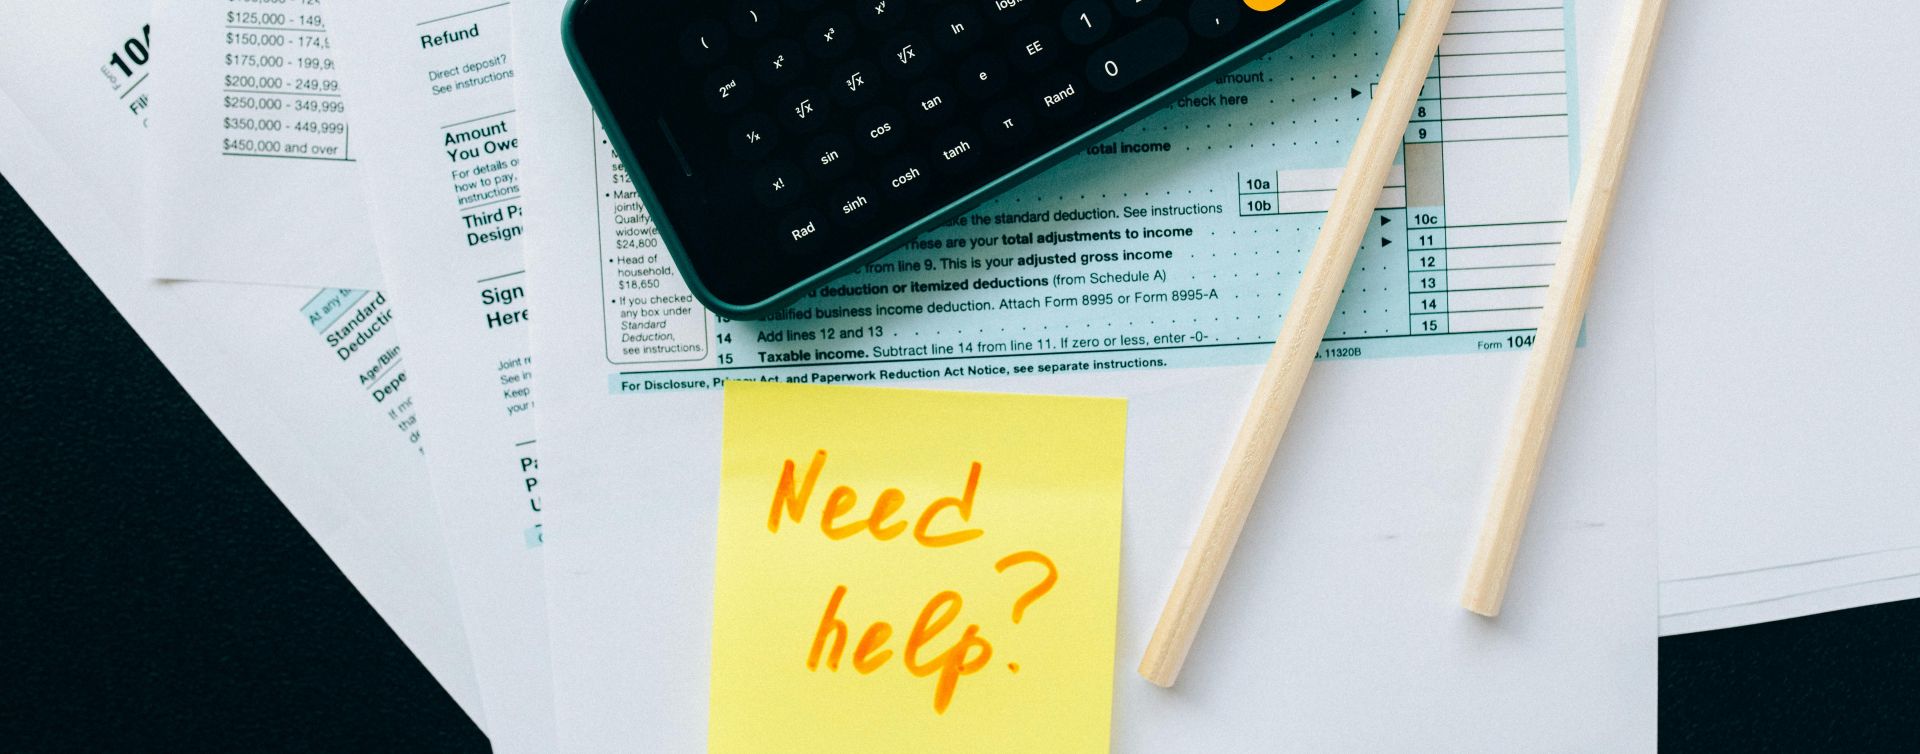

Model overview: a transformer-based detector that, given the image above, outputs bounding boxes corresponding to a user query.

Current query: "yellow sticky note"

[711,381,1126,753]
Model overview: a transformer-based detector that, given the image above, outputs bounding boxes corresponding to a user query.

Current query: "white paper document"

[329,2,554,750]
[143,0,384,288]
[1634,2,1920,635]
[516,0,1655,748]
[0,0,482,728]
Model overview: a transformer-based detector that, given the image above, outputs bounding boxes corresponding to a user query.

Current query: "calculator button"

[956,51,1009,99]
[1110,0,1161,18]
[805,14,857,58]
[728,113,780,160]
[854,107,906,154]
[680,21,729,65]
[778,87,827,132]
[931,127,980,168]
[881,34,934,80]
[1087,17,1189,92]
[877,156,929,199]
[828,61,881,106]
[777,210,828,255]
[705,68,755,113]
[907,79,958,124]
[730,2,780,39]
[1032,73,1085,117]
[1007,25,1060,73]
[754,39,806,86]
[1060,0,1113,45]
[826,182,880,226]
[858,0,905,30]
[933,6,984,51]
[981,101,1032,145]
[803,133,857,181]
[981,0,1032,25]
[1189,0,1242,39]
[753,161,806,207]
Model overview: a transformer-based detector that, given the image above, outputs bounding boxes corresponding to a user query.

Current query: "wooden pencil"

[1460,0,1670,617]
[1138,0,1459,688]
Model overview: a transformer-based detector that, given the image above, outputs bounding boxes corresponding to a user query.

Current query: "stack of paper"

[1,0,1911,750]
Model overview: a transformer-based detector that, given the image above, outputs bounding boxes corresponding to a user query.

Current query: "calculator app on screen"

[566,0,1360,316]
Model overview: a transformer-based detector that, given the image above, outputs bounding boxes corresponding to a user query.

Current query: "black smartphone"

[565,0,1360,317]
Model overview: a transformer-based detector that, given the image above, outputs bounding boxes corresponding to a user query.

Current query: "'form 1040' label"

[595,0,1578,393]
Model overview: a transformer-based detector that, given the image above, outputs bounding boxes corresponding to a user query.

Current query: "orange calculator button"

[1244,0,1287,10]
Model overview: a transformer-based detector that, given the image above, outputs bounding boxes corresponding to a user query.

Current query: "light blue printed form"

[599,0,1578,393]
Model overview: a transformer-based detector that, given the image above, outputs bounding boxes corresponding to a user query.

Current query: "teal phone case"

[563,0,1362,319]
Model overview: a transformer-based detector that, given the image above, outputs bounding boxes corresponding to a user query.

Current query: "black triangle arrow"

[1380,215,1392,226]
[1350,88,1362,99]
[1381,237,1393,247]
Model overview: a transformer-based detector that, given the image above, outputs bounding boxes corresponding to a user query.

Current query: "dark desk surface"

[4,177,1914,751]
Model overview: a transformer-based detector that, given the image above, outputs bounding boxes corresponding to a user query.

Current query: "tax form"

[593,4,1581,383]
[516,0,1655,748]
[0,0,482,727]
[328,2,553,750]
[143,0,384,289]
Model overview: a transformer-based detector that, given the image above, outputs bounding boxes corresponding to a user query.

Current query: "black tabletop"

[3,176,1914,751]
